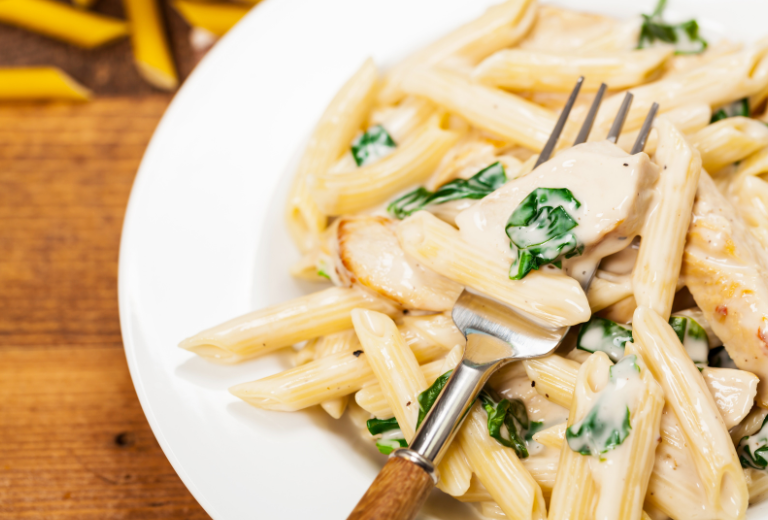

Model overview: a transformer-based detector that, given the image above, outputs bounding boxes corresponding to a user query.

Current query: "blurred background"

[0,0,258,517]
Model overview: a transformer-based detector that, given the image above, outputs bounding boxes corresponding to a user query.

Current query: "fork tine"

[573,83,607,146]
[534,76,584,168]
[630,102,660,154]
[606,92,634,143]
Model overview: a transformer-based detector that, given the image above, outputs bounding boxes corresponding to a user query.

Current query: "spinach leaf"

[506,188,583,280]
[637,0,707,55]
[526,421,544,442]
[711,98,750,123]
[669,315,710,368]
[739,414,768,470]
[366,417,401,435]
[566,355,639,458]
[376,438,408,455]
[351,125,397,167]
[479,389,531,458]
[416,370,453,428]
[387,162,507,219]
[577,317,633,362]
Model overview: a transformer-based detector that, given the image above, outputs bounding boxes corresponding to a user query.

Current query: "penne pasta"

[587,272,634,313]
[0,0,128,48]
[314,331,360,419]
[173,1,250,37]
[0,67,91,101]
[631,306,749,519]
[587,38,768,139]
[311,114,462,215]
[632,118,702,320]
[123,0,179,90]
[531,423,565,449]
[691,117,768,174]
[377,0,536,105]
[401,68,560,152]
[396,211,591,328]
[285,59,378,252]
[701,367,759,430]
[548,351,663,520]
[458,403,547,520]
[473,47,671,93]
[521,355,580,410]
[179,286,399,363]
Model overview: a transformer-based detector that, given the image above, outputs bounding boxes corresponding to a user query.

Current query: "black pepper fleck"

[623,163,628,166]
[352,350,363,357]
[531,381,536,387]
[115,432,135,447]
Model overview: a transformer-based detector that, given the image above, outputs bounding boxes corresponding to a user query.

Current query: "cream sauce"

[455,141,659,286]
[495,375,570,457]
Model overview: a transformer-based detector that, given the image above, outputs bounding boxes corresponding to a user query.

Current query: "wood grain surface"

[346,456,434,520]
[0,97,210,519]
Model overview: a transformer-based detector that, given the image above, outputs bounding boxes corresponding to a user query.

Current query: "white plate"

[119,1,768,518]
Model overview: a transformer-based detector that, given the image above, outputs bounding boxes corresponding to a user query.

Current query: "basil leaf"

[366,417,401,436]
[708,346,737,369]
[479,389,529,458]
[351,125,396,167]
[416,370,453,429]
[637,0,707,55]
[669,315,710,368]
[711,98,750,123]
[387,162,507,220]
[566,355,639,457]
[375,438,408,455]
[577,317,633,362]
[739,414,768,469]
[506,188,583,280]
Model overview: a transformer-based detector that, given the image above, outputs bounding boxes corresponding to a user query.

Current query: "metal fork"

[346,78,660,520]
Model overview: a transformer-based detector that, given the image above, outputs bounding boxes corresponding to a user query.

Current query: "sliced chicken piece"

[683,172,768,407]
[455,140,660,286]
[336,215,462,311]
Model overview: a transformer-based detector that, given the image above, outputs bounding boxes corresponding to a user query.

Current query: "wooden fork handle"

[346,456,434,520]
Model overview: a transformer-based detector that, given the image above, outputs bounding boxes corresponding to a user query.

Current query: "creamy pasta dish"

[178,1,768,518]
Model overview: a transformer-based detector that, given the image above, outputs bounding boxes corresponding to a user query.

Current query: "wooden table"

[0,97,210,519]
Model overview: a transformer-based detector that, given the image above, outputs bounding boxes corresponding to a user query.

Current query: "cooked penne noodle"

[473,47,671,93]
[179,286,399,363]
[746,468,768,505]
[615,102,712,155]
[646,408,720,520]
[0,0,128,48]
[355,344,462,418]
[352,309,426,440]
[454,475,494,503]
[548,351,663,520]
[229,349,375,410]
[353,312,470,495]
[398,313,466,362]
[315,331,359,419]
[311,114,462,215]
[173,1,250,37]
[458,403,547,520]
[396,212,591,328]
[123,0,178,90]
[587,272,634,313]
[521,450,560,498]
[531,423,565,449]
[401,68,559,152]
[285,59,378,252]
[632,306,749,518]
[588,39,768,138]
[521,355,580,410]
[598,295,638,325]
[691,117,768,173]
[632,118,702,320]
[0,67,91,101]
[377,0,536,105]
[730,406,768,445]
